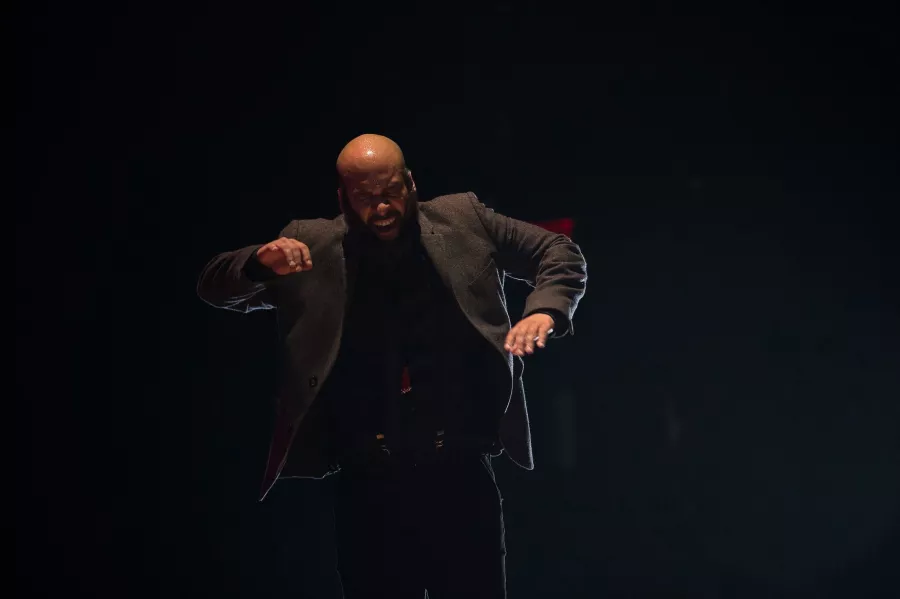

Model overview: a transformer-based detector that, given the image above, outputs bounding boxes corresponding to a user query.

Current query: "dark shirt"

[322,221,502,457]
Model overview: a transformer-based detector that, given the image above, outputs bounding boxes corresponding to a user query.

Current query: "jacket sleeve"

[196,221,298,313]
[468,192,587,336]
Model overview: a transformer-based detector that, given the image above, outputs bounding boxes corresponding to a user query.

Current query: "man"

[197,134,587,598]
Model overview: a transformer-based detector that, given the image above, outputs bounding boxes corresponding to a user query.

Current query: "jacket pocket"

[467,258,497,287]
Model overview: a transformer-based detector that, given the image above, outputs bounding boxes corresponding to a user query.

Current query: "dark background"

[17,2,899,597]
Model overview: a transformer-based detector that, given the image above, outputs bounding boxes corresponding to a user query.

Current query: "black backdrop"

[17,2,899,597]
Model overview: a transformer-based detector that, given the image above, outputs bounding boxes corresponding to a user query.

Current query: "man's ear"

[405,169,416,193]
[337,185,348,214]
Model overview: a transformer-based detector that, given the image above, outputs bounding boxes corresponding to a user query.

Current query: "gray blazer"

[197,192,587,500]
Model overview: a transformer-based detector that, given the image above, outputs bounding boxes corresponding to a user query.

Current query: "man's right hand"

[256,237,313,275]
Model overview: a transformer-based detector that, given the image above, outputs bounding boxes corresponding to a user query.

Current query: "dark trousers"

[333,452,507,598]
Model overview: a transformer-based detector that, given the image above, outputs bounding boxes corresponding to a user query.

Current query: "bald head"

[336,134,406,177]
[336,134,416,241]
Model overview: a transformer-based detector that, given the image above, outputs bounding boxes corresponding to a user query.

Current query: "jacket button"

[309,376,318,388]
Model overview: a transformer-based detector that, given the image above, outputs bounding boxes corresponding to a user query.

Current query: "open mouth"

[371,216,397,231]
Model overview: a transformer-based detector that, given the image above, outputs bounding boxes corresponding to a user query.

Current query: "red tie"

[400,366,412,394]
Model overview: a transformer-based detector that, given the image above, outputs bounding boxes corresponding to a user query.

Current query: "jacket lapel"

[417,210,468,308]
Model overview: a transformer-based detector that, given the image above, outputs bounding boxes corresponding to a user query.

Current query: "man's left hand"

[505,313,555,357]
